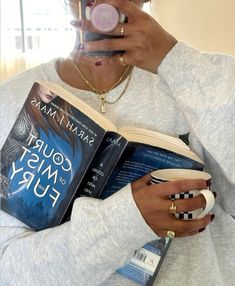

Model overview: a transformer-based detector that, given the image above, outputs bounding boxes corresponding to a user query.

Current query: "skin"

[59,0,215,238]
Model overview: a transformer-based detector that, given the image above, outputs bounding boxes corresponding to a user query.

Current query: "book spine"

[77,131,127,198]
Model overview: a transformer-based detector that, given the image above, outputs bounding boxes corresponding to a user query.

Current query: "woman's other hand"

[73,0,178,73]
[131,174,215,238]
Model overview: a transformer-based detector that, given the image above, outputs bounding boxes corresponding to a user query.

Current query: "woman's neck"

[57,54,131,93]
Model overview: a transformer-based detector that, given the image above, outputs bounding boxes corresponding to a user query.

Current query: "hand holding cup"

[131,169,216,238]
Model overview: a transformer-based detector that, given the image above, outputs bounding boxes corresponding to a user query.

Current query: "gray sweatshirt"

[0,42,235,286]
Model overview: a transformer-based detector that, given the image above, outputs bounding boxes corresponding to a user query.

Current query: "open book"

[0,81,204,285]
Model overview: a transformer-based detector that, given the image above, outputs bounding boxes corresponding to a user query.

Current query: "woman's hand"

[73,0,178,73]
[131,174,215,238]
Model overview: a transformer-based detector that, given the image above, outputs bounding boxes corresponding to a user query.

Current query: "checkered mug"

[150,169,215,220]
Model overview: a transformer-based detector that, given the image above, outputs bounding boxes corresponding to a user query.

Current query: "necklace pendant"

[99,94,107,113]
[100,104,107,113]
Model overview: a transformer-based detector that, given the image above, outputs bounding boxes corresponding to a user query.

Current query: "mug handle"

[196,189,215,219]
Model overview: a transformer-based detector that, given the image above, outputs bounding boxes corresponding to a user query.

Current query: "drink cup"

[151,169,215,220]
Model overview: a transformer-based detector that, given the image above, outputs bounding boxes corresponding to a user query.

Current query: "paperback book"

[0,81,205,286]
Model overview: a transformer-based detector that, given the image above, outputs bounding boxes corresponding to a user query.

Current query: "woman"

[0,0,234,285]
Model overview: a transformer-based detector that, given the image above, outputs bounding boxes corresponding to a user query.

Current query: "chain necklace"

[70,59,133,113]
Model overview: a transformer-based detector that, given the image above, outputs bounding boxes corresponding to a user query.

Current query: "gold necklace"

[70,59,133,113]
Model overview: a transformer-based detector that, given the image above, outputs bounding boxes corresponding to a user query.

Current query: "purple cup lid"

[90,4,119,32]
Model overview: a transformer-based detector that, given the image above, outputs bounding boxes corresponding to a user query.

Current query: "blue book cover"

[0,82,106,230]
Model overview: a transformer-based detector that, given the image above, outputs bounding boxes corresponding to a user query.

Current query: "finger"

[148,179,207,197]
[71,19,128,37]
[131,174,151,191]
[157,228,206,238]
[147,195,209,219]
[71,19,98,33]
[169,194,208,213]
[106,22,130,37]
[84,37,131,52]
[154,212,212,232]
[166,214,213,233]
[72,19,131,38]
[101,53,132,67]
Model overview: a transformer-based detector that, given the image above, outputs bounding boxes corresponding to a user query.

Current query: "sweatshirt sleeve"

[158,42,235,216]
[0,184,157,286]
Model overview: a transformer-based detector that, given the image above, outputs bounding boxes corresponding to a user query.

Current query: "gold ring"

[119,54,126,66]
[120,26,124,37]
[169,201,177,216]
[166,230,175,238]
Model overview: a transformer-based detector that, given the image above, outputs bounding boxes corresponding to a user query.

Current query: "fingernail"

[70,20,83,28]
[95,60,103,67]
[77,43,85,50]
[87,0,96,7]
[212,192,217,198]
[206,179,211,188]
[198,227,206,233]
[210,214,215,221]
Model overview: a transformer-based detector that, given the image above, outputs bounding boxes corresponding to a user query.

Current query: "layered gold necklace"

[70,59,133,113]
